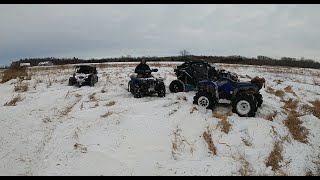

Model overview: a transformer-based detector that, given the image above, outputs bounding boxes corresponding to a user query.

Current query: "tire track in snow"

[29,85,95,175]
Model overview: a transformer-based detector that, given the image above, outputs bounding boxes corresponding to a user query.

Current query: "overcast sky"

[0,4,319,65]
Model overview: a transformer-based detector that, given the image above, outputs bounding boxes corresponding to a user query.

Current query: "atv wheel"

[134,92,141,98]
[255,93,263,108]
[158,85,166,97]
[134,87,141,98]
[128,82,135,95]
[193,91,216,110]
[169,80,185,93]
[90,77,95,87]
[76,82,81,88]
[68,77,75,86]
[232,94,257,117]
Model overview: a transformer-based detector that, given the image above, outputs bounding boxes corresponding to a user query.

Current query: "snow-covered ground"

[0,62,319,176]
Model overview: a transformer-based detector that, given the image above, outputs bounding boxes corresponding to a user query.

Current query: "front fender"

[198,81,218,94]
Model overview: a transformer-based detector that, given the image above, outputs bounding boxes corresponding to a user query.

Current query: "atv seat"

[219,77,251,88]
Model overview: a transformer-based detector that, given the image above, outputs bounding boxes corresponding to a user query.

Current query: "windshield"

[76,67,91,74]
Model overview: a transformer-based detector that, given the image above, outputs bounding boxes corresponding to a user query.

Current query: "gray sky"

[0,4,320,65]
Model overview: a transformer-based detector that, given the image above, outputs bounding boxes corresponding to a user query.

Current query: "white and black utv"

[68,65,98,87]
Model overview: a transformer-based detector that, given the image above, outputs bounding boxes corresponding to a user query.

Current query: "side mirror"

[152,69,158,72]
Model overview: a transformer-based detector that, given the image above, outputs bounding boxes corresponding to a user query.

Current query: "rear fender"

[233,86,259,98]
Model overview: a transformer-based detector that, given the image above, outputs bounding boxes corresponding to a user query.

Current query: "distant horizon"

[2,53,319,67]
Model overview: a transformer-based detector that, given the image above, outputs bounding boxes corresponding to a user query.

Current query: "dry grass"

[266,86,285,98]
[4,94,23,106]
[239,164,249,176]
[106,101,115,106]
[273,79,283,85]
[42,117,51,123]
[168,109,178,116]
[284,85,293,93]
[177,96,187,101]
[75,94,82,98]
[74,143,88,153]
[72,127,81,141]
[242,137,253,147]
[266,86,275,94]
[310,100,320,109]
[190,106,198,114]
[0,71,3,81]
[171,127,183,160]
[1,67,29,83]
[266,142,283,171]
[35,78,43,84]
[313,78,320,86]
[310,100,320,119]
[213,112,232,134]
[203,127,217,155]
[282,98,299,111]
[302,100,320,119]
[101,111,113,118]
[101,88,106,93]
[14,82,28,92]
[266,111,277,121]
[46,77,53,88]
[306,170,314,176]
[60,98,81,117]
[275,169,288,176]
[171,126,195,160]
[231,152,253,176]
[61,105,74,116]
[96,63,135,69]
[259,66,293,75]
[274,90,285,98]
[238,155,251,176]
[284,111,309,143]
[88,93,97,102]
[32,65,71,74]
[284,85,297,96]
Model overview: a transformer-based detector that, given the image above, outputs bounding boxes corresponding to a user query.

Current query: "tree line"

[8,54,320,69]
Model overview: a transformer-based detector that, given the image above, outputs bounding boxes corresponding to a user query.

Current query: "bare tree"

[179,49,190,57]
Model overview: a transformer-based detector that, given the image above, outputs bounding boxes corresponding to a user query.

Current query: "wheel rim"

[198,96,209,108]
[236,100,251,115]
[171,81,183,92]
[173,84,180,92]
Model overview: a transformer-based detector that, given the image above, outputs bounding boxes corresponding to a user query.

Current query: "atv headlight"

[76,74,89,79]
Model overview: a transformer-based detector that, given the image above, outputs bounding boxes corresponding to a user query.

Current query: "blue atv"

[128,69,166,98]
[169,61,239,93]
[193,77,265,117]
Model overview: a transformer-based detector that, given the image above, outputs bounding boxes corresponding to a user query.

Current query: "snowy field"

[0,62,319,176]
